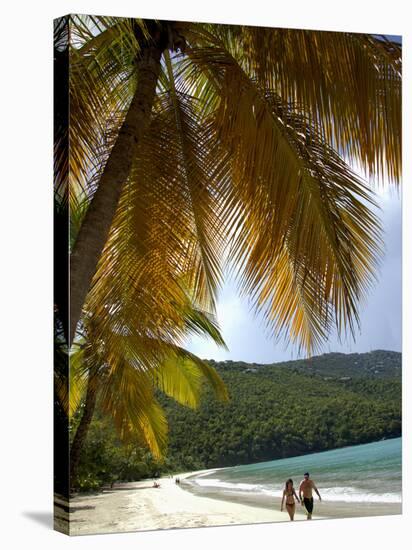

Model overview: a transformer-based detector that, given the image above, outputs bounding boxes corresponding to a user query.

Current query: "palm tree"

[66,305,228,484]
[55,16,239,490]
[54,16,401,489]
[58,16,401,354]
[54,209,229,486]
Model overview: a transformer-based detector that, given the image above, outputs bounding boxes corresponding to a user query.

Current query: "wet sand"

[182,472,401,520]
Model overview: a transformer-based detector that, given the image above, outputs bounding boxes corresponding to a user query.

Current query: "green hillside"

[75,350,401,490]
[272,349,401,378]
[160,350,401,471]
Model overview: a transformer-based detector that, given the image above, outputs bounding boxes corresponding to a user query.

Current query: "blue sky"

[186,190,401,363]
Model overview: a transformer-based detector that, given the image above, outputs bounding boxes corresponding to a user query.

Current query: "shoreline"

[180,468,401,520]
[64,468,401,536]
[180,482,401,520]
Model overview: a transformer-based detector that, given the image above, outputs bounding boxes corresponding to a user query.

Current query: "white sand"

[68,471,317,535]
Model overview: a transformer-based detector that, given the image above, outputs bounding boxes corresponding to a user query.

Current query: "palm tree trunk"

[69,374,99,486]
[69,41,164,346]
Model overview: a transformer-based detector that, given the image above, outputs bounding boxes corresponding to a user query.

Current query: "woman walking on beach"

[281,479,300,521]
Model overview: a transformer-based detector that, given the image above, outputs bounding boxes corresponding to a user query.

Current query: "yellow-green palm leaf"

[59,16,401,356]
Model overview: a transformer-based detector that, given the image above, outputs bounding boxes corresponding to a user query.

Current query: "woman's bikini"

[285,488,296,507]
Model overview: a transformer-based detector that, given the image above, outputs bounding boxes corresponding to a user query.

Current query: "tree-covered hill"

[75,350,401,489]
[160,350,401,471]
[210,349,401,379]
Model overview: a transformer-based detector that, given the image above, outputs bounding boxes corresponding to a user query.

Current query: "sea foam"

[190,478,401,503]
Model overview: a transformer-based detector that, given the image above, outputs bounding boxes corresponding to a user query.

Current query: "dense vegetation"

[74,350,401,490]
[70,414,169,491]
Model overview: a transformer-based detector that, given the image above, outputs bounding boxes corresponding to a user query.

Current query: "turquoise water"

[186,438,402,504]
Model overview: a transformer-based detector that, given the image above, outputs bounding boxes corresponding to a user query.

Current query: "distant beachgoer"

[280,478,300,521]
[299,472,321,519]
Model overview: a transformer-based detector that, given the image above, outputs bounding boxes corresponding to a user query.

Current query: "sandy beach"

[56,465,401,536]
[61,470,318,536]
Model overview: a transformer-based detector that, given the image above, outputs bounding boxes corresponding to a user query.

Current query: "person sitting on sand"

[299,472,321,519]
[281,478,300,521]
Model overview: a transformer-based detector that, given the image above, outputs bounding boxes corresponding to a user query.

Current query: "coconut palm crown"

[55,16,401,357]
[54,16,401,489]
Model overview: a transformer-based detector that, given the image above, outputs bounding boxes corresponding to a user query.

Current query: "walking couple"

[281,472,321,520]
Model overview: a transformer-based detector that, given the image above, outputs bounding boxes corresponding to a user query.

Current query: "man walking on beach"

[299,472,321,519]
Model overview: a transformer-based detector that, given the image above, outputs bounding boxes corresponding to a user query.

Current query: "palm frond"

[82,326,226,457]
[84,76,229,346]
[54,343,88,418]
[54,17,69,205]
[184,24,401,182]
[177,40,382,352]
[61,20,398,359]
[153,344,229,406]
[163,49,224,308]
[183,305,227,348]
[68,348,88,417]
[95,344,166,454]
[64,16,141,242]
[128,399,168,459]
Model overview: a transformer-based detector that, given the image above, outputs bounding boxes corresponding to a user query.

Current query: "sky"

[186,189,402,363]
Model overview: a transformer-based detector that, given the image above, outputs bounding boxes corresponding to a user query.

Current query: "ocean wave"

[191,470,218,479]
[190,478,401,503]
[319,486,401,503]
[192,478,265,492]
